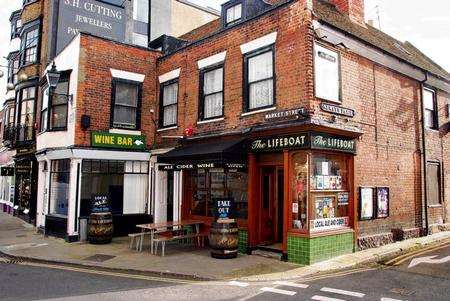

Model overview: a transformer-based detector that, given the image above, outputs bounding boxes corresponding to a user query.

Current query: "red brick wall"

[74,35,160,148]
[329,0,365,24]
[155,0,313,147]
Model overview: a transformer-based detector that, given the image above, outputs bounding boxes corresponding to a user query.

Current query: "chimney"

[330,0,365,25]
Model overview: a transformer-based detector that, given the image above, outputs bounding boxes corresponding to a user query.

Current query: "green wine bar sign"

[91,132,146,150]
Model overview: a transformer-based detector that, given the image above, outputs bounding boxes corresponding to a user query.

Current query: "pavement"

[0,212,449,282]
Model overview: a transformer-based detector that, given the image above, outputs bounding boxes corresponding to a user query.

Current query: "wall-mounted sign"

[15,163,32,174]
[91,132,146,150]
[214,198,235,220]
[251,134,309,152]
[56,0,126,54]
[376,187,389,218]
[359,187,375,221]
[310,217,349,232]
[264,107,309,121]
[158,162,247,171]
[320,103,355,118]
[1,167,14,177]
[91,194,111,213]
[311,133,356,153]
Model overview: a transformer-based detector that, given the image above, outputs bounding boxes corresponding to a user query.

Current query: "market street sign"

[264,107,309,121]
[311,133,356,153]
[320,103,355,118]
[56,0,126,54]
[91,132,146,150]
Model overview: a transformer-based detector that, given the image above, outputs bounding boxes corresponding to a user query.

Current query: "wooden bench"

[153,233,208,256]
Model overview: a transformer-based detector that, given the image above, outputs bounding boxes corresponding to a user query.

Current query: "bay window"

[18,86,36,142]
[160,80,178,128]
[244,47,275,111]
[314,43,340,102]
[22,27,39,64]
[200,66,224,120]
[111,79,141,130]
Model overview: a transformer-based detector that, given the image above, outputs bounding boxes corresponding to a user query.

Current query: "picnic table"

[136,219,205,255]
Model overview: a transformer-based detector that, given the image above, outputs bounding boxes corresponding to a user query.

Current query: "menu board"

[376,187,389,218]
[91,194,111,213]
[359,187,374,220]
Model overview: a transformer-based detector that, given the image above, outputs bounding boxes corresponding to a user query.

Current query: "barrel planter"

[88,212,113,244]
[209,220,239,259]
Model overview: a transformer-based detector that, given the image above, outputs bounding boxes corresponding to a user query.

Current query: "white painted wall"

[36,35,81,151]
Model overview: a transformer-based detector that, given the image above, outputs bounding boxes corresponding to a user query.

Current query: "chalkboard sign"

[214,198,235,219]
[91,194,111,213]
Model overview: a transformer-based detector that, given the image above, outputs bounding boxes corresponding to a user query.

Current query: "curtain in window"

[204,68,223,118]
[114,82,138,127]
[226,4,242,24]
[123,174,148,214]
[163,83,178,126]
[248,51,274,109]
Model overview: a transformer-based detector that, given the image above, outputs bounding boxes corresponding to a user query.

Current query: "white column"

[173,171,183,222]
[35,160,47,228]
[67,158,82,236]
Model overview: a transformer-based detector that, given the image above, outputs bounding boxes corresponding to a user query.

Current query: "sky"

[1,0,449,101]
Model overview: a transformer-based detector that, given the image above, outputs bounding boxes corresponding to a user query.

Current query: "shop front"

[157,126,359,264]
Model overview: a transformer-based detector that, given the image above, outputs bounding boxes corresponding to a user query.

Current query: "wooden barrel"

[88,212,113,244]
[209,220,238,259]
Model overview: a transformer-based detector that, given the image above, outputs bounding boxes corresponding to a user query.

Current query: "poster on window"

[314,43,340,102]
[376,187,389,218]
[315,196,335,219]
[359,187,374,220]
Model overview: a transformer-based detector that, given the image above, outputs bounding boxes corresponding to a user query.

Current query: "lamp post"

[46,62,61,88]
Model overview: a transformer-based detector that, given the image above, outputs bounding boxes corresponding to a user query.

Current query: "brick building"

[151,0,450,264]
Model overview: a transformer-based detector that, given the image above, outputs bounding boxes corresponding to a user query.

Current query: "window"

[426,162,441,205]
[244,47,275,111]
[41,77,70,132]
[49,160,71,217]
[200,66,224,120]
[314,43,340,102]
[111,79,141,130]
[423,88,438,129]
[22,27,39,64]
[18,86,35,142]
[7,54,19,84]
[186,169,248,218]
[40,86,49,132]
[10,16,21,39]
[226,4,242,26]
[80,160,149,217]
[160,80,178,128]
[133,0,149,23]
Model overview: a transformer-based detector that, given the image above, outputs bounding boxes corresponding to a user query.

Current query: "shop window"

[80,160,148,217]
[159,80,178,128]
[199,66,224,120]
[426,162,441,205]
[226,3,242,26]
[187,169,248,219]
[49,160,71,217]
[291,152,309,230]
[308,153,350,232]
[21,27,39,65]
[314,43,341,103]
[244,47,275,111]
[423,88,438,130]
[111,79,142,130]
[18,86,36,142]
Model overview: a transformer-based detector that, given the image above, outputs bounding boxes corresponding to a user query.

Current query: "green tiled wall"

[287,232,354,265]
[238,229,248,254]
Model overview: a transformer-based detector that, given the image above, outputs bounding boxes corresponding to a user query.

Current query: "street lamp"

[46,62,60,88]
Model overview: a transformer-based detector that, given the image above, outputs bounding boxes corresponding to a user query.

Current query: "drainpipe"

[420,72,429,236]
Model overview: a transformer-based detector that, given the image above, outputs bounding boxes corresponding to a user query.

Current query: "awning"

[157,138,247,170]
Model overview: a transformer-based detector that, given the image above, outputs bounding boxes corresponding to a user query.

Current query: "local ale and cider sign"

[91,194,111,213]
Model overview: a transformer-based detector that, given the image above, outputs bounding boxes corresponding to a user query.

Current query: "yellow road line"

[301,266,377,282]
[18,261,197,284]
[385,240,450,266]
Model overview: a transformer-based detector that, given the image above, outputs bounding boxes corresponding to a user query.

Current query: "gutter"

[420,72,429,235]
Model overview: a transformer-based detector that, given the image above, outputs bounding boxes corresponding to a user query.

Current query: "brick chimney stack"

[330,0,365,25]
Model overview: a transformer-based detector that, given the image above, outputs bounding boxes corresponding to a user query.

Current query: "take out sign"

[91,131,146,150]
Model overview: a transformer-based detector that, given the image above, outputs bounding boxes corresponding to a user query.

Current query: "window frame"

[199,64,225,121]
[17,85,37,142]
[225,3,243,27]
[243,45,276,113]
[20,26,40,66]
[48,159,71,217]
[40,73,70,133]
[313,42,342,103]
[423,87,438,130]
[110,78,143,130]
[426,161,442,206]
[159,79,179,129]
